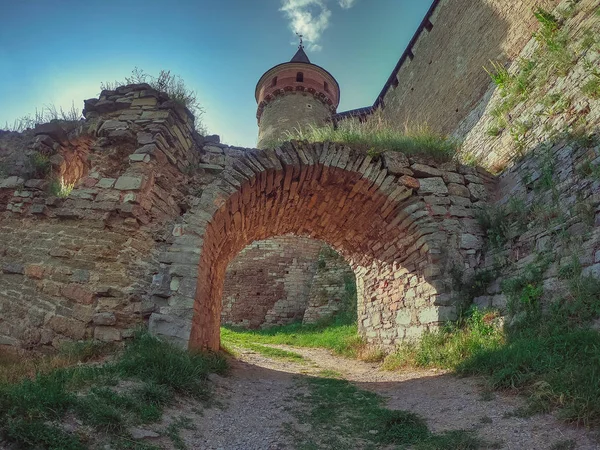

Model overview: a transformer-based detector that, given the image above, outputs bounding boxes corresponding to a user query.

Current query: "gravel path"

[152,345,600,450]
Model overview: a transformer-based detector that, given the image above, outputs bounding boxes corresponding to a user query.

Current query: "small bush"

[383,308,504,371]
[582,74,600,99]
[50,178,75,198]
[116,330,227,398]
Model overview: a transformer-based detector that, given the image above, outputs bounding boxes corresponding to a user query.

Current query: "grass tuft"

[267,110,458,162]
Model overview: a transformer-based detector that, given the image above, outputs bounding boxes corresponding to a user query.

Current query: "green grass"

[268,110,458,162]
[383,308,504,371]
[385,252,600,428]
[221,319,364,359]
[290,376,496,449]
[582,73,600,99]
[223,337,305,362]
[0,330,227,449]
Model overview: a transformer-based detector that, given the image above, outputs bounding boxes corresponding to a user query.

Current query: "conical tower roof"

[290,47,310,64]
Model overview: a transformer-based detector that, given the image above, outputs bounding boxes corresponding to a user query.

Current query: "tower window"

[271,76,278,87]
[296,72,304,82]
[324,81,329,92]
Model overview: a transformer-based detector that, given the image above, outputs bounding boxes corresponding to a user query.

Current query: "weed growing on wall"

[582,69,600,99]
[50,178,75,198]
[27,152,51,178]
[481,3,598,158]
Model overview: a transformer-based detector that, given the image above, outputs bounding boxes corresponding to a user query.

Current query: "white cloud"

[280,0,359,52]
[338,0,357,9]
[280,0,331,52]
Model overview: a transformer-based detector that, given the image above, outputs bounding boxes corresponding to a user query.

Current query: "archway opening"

[221,236,357,331]
[185,145,450,352]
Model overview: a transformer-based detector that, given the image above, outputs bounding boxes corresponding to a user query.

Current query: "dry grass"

[267,110,458,162]
[0,341,111,385]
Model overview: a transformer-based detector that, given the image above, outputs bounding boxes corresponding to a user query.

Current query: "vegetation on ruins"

[2,102,82,133]
[0,330,226,449]
[265,110,458,162]
[386,132,600,427]
[101,67,206,134]
[482,3,600,160]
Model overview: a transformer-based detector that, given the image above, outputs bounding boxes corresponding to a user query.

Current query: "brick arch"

[150,142,489,351]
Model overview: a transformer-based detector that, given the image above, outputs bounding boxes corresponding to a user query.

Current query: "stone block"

[383,152,410,174]
[148,313,192,348]
[0,176,25,189]
[61,284,94,305]
[114,176,144,191]
[448,183,470,197]
[131,97,158,107]
[24,265,45,279]
[460,233,482,250]
[417,177,448,195]
[129,154,151,163]
[468,183,488,201]
[395,309,412,326]
[411,164,442,177]
[94,326,122,342]
[2,263,24,274]
[93,312,117,326]
[473,296,491,309]
[398,175,420,189]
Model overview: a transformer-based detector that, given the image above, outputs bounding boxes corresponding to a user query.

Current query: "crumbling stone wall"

[379,0,558,135]
[1,84,494,352]
[303,246,356,324]
[221,236,324,329]
[0,83,204,348]
[471,137,600,317]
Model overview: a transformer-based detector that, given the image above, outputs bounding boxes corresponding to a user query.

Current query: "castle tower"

[255,43,340,149]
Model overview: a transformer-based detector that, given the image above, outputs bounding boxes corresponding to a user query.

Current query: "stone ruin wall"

[0,83,494,351]
[302,246,355,324]
[0,84,204,348]
[379,0,559,135]
[452,0,600,316]
[221,236,353,329]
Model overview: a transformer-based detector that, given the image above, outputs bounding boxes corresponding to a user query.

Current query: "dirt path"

[156,345,599,450]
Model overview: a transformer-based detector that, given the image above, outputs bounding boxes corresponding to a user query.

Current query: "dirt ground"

[144,344,600,450]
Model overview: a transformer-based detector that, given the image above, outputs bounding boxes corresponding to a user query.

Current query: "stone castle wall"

[222,236,320,328]
[303,246,355,324]
[377,0,558,135]
[452,0,600,318]
[455,0,600,170]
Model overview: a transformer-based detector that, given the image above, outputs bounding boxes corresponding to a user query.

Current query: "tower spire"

[296,32,304,49]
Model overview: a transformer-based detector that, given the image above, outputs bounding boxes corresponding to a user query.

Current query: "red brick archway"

[150,142,488,351]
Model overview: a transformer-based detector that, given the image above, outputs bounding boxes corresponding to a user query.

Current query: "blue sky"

[0,0,433,148]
